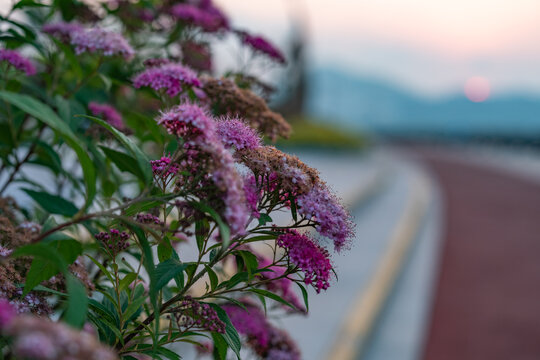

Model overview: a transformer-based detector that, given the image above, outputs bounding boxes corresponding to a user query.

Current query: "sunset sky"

[216,0,540,98]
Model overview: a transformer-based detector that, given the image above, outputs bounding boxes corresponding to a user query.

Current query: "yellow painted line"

[325,172,432,360]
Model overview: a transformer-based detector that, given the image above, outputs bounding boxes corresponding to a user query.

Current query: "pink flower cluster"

[170,1,228,33]
[88,102,125,130]
[297,183,355,252]
[42,22,83,40]
[0,49,36,75]
[0,298,15,329]
[242,174,260,218]
[236,30,286,64]
[150,156,180,178]
[174,296,225,333]
[209,144,249,235]
[133,62,201,97]
[0,309,118,360]
[43,22,134,60]
[135,213,161,225]
[95,229,130,256]
[157,104,213,140]
[157,104,250,235]
[223,303,301,360]
[276,230,333,293]
[0,289,50,316]
[217,118,261,150]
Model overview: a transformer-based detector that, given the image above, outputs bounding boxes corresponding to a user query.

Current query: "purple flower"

[170,3,228,32]
[0,49,36,75]
[223,303,301,359]
[243,173,260,218]
[88,102,125,130]
[151,156,179,177]
[209,144,250,235]
[217,118,261,150]
[5,315,118,360]
[95,229,130,255]
[0,245,12,257]
[42,21,84,40]
[223,303,270,348]
[156,103,215,141]
[159,104,250,235]
[0,298,15,329]
[136,213,162,225]
[174,296,225,333]
[276,230,333,293]
[296,183,355,252]
[133,63,201,97]
[181,41,212,72]
[236,30,286,64]
[13,332,58,359]
[44,22,134,60]
[70,27,134,60]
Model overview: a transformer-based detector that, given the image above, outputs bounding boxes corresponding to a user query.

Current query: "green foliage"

[0,1,348,358]
[278,115,369,150]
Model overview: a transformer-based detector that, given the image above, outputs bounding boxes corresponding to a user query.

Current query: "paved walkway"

[415,148,540,360]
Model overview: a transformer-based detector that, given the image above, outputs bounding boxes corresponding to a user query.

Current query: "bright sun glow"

[464,76,490,102]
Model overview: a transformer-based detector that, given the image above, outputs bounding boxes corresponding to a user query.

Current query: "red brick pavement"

[418,151,540,360]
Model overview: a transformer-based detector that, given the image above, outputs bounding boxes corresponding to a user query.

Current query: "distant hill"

[305,68,540,138]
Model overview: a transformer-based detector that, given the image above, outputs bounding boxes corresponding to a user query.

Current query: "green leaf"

[236,250,258,279]
[0,91,96,209]
[23,189,78,216]
[13,0,49,10]
[118,272,137,293]
[223,272,248,290]
[297,283,309,312]
[86,254,115,283]
[123,294,146,321]
[189,201,230,249]
[64,274,88,328]
[205,265,218,291]
[100,146,146,181]
[208,304,241,359]
[195,219,209,252]
[22,239,81,295]
[81,115,152,184]
[247,288,297,311]
[157,241,173,262]
[212,332,228,360]
[154,259,187,292]
[258,213,273,226]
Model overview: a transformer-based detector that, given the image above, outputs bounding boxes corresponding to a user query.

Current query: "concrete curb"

[325,171,432,360]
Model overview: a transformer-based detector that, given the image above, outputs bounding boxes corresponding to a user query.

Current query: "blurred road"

[281,149,440,360]
[413,147,540,360]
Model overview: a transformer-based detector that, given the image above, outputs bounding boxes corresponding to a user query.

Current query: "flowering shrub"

[0,1,355,359]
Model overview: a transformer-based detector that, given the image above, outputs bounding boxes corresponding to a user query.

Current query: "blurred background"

[214,1,540,360]
[2,0,539,358]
